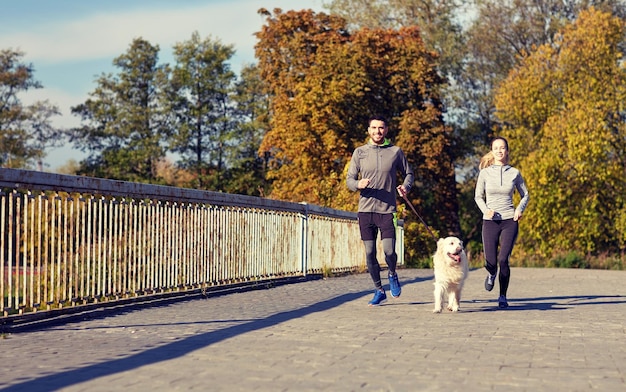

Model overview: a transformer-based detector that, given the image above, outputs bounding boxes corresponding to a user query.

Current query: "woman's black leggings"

[482,219,518,296]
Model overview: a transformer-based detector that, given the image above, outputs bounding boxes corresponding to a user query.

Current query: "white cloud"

[1,1,321,65]
[4,0,324,169]
[21,87,83,128]
[20,87,87,170]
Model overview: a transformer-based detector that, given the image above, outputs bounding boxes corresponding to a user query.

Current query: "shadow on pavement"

[1,272,437,391]
[463,294,626,312]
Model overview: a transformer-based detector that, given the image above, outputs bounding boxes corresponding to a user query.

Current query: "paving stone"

[0,268,624,391]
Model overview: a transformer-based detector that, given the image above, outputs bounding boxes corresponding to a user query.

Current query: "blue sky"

[0,0,323,170]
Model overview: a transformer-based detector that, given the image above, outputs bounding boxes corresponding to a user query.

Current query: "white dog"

[433,236,469,313]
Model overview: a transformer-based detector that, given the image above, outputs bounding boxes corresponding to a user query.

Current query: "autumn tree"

[494,7,626,257]
[255,8,354,204]
[351,24,461,243]
[69,38,170,183]
[455,0,626,250]
[322,0,468,78]
[460,0,625,144]
[0,49,62,170]
[255,9,458,259]
[166,32,238,190]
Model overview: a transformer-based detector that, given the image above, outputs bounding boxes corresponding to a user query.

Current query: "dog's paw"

[447,305,459,312]
[433,308,442,313]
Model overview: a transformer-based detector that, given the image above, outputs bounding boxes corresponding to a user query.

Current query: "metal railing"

[1,168,403,321]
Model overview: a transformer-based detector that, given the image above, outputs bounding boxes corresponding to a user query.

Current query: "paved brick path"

[0,267,625,391]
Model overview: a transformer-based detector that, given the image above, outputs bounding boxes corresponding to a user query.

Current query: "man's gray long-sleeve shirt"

[346,141,414,214]
[475,164,529,220]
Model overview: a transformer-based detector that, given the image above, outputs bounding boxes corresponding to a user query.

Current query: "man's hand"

[358,178,371,189]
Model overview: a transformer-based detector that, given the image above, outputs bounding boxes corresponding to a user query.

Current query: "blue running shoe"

[389,272,401,298]
[368,289,387,306]
[498,295,509,309]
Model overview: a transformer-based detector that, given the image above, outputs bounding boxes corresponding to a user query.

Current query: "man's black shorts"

[358,212,396,241]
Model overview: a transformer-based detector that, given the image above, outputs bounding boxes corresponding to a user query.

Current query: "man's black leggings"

[364,238,396,290]
[482,219,518,296]
[358,212,397,290]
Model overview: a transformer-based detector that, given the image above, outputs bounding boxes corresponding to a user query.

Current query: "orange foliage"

[255,9,460,245]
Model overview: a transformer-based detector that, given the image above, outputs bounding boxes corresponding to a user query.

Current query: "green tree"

[69,38,170,183]
[166,32,238,190]
[0,49,61,169]
[494,7,626,257]
[26,100,62,171]
[225,64,271,196]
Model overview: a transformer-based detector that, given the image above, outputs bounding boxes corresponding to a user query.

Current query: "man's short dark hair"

[368,115,388,126]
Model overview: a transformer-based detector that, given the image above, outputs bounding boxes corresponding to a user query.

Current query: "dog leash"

[400,192,438,242]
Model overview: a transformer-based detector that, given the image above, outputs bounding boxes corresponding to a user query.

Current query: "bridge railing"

[0,168,403,321]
